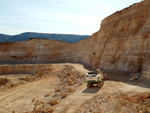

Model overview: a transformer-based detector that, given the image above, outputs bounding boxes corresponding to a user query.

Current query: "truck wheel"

[87,83,92,88]
[98,81,104,88]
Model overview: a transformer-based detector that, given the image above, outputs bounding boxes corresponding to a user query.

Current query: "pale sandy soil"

[0,63,149,113]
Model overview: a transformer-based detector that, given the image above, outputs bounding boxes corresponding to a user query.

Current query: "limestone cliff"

[0,40,73,64]
[0,0,150,79]
[74,0,150,69]
[72,0,150,79]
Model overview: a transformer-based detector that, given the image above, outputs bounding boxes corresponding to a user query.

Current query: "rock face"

[0,0,150,79]
[0,64,52,75]
[0,40,73,64]
[73,0,150,76]
[74,0,150,72]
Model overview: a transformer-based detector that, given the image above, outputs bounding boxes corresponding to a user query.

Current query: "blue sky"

[0,0,142,35]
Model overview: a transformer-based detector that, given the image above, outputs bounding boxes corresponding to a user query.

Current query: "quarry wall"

[0,64,52,75]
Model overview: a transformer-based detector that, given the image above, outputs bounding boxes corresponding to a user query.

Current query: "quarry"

[0,0,150,113]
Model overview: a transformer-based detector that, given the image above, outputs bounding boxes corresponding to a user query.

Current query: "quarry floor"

[0,63,150,113]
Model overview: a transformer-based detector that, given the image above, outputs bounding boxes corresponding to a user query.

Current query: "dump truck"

[85,69,105,88]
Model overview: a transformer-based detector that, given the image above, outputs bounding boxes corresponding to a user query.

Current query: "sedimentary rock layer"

[0,64,52,75]
[0,40,73,64]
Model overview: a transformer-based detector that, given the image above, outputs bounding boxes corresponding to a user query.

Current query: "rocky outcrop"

[0,40,73,64]
[0,0,150,79]
[0,64,52,74]
[72,0,150,74]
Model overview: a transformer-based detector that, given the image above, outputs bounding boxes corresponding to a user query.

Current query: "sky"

[0,0,142,35]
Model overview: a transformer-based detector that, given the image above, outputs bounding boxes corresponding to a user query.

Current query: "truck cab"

[85,70,104,88]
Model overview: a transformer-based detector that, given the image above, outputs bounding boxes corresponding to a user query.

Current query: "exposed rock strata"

[0,0,150,79]
[0,40,73,64]
[0,64,52,75]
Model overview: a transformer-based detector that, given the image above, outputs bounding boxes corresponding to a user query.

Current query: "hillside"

[0,32,90,43]
[0,34,11,42]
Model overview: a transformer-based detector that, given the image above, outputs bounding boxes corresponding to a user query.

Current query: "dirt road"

[0,63,150,113]
[54,79,150,113]
[0,74,59,113]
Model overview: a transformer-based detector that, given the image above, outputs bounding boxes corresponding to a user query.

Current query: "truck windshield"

[88,72,96,74]
[86,74,97,77]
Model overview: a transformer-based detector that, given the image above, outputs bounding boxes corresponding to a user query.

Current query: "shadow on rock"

[105,72,150,89]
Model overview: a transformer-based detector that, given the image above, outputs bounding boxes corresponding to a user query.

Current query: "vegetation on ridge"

[0,32,90,43]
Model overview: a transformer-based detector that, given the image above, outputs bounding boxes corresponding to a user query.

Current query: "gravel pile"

[77,92,150,113]
[57,65,85,86]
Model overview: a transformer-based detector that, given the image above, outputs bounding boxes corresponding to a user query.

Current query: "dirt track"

[0,63,150,113]
[54,77,150,113]
[0,74,59,112]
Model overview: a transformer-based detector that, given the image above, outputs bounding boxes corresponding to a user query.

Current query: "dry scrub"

[0,78,19,90]
[0,77,10,86]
